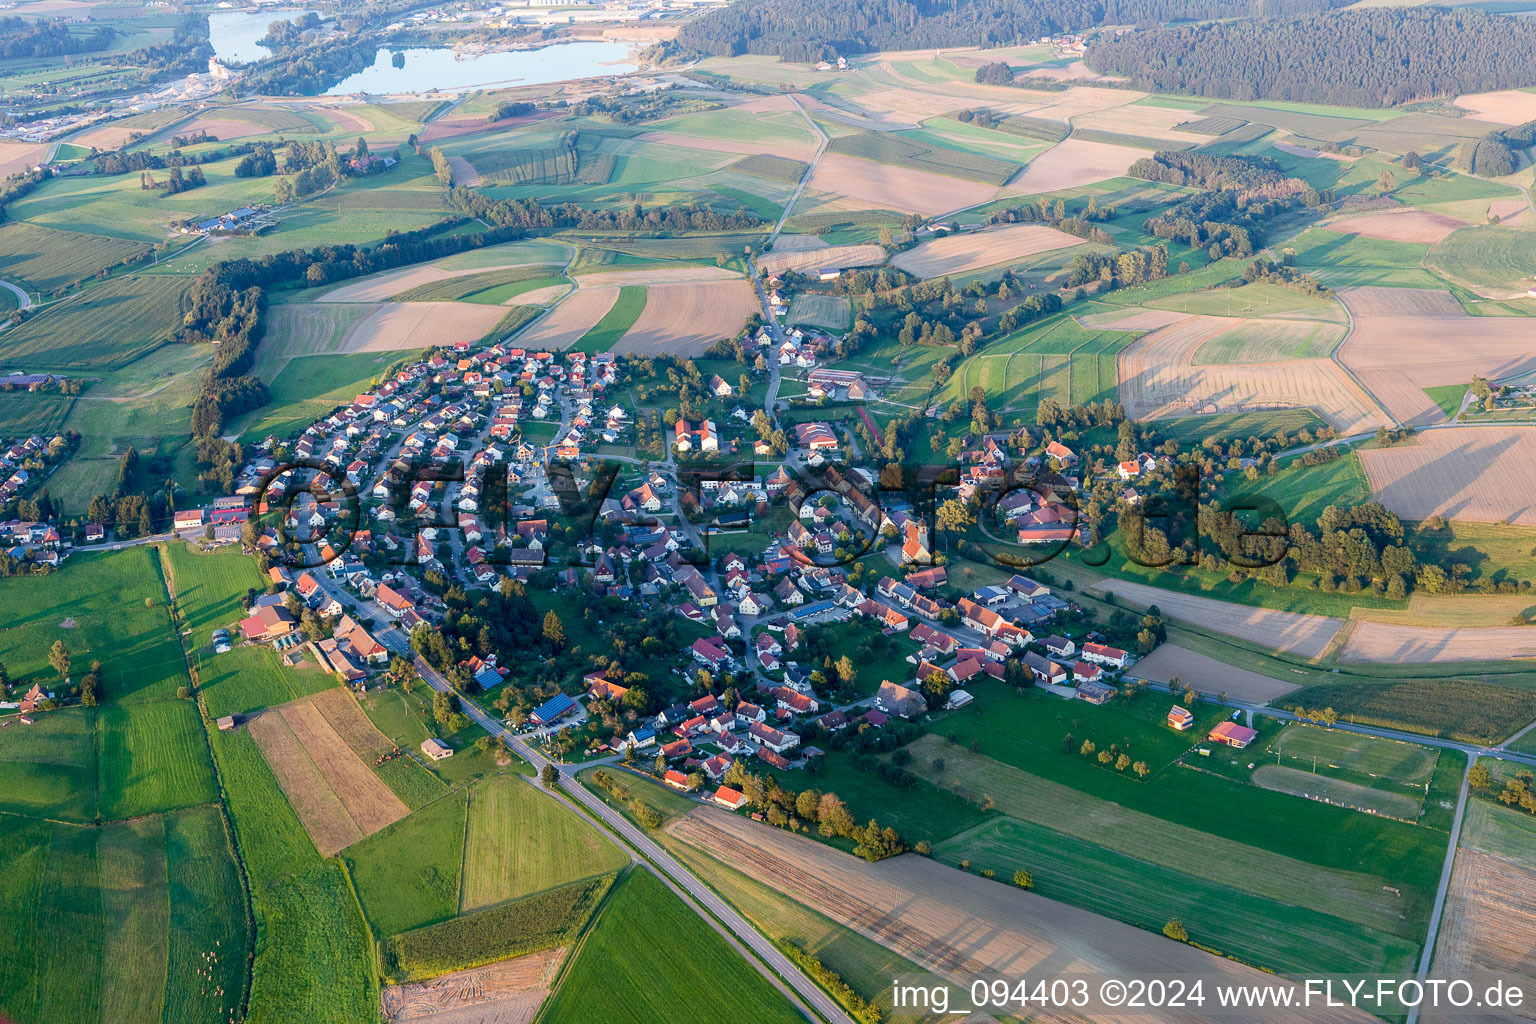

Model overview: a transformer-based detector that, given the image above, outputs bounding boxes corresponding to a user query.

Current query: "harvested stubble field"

[248,696,409,856]
[891,223,1083,277]
[757,243,885,276]
[1077,306,1192,331]
[572,265,742,287]
[380,948,564,1024]
[612,280,758,356]
[667,807,1374,1024]
[1359,426,1536,528]
[1489,198,1527,224]
[1131,643,1301,702]
[344,302,508,353]
[786,292,851,331]
[1004,137,1151,194]
[1116,313,1390,434]
[1339,618,1536,664]
[0,140,48,177]
[1091,578,1344,656]
[1454,88,1536,124]
[1338,287,1536,424]
[1190,317,1347,364]
[1327,209,1466,244]
[518,287,619,351]
[805,153,995,216]
[319,260,560,303]
[1430,800,1536,1017]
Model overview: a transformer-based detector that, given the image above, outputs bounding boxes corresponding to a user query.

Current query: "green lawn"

[1423,383,1466,419]
[1228,450,1371,530]
[161,541,264,647]
[1425,225,1536,298]
[541,869,807,1024]
[1143,280,1347,321]
[571,285,646,354]
[0,707,99,821]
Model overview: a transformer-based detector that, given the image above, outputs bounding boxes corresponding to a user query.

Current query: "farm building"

[531,692,579,726]
[1168,706,1195,731]
[1209,720,1258,748]
[421,738,454,761]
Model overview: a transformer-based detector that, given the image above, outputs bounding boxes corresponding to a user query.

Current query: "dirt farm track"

[669,807,1374,1024]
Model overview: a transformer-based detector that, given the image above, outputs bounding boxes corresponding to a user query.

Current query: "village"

[8,315,1257,809]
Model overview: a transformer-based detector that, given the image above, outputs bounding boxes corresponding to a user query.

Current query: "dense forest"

[1085,7,1536,106]
[1459,120,1536,176]
[0,16,114,58]
[675,0,1347,61]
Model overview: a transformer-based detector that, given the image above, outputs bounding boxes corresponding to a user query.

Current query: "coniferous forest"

[1085,7,1536,106]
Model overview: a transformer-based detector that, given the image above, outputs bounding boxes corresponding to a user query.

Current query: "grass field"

[540,869,807,1024]
[461,773,627,910]
[344,788,469,937]
[229,349,416,442]
[0,804,248,1024]
[1424,225,1536,297]
[577,764,698,829]
[826,131,1019,185]
[209,724,376,1024]
[910,681,1445,888]
[0,222,148,294]
[1267,723,1439,784]
[0,274,189,371]
[938,314,1133,413]
[0,547,189,706]
[162,541,263,646]
[663,835,955,1024]
[97,699,218,819]
[1229,451,1372,529]
[199,643,337,719]
[0,390,73,436]
[571,285,646,354]
[0,707,99,821]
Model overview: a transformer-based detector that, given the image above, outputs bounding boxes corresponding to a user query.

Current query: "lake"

[324,41,638,95]
[207,8,317,63]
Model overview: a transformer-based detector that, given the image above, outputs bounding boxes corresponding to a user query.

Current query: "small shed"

[422,738,454,761]
[216,715,237,731]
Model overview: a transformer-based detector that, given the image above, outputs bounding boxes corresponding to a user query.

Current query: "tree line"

[447,186,765,234]
[1086,7,1536,106]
